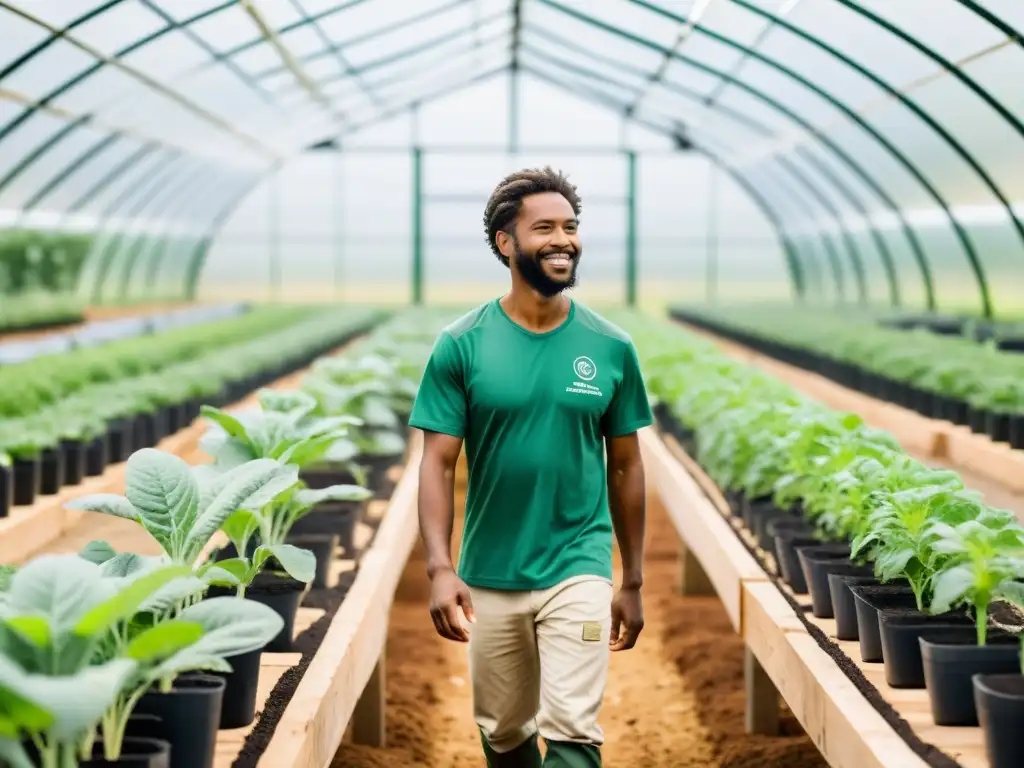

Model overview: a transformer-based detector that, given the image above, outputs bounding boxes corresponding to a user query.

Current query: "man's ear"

[495,229,514,262]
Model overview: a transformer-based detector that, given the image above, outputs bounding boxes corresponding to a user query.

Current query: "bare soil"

[332,465,826,767]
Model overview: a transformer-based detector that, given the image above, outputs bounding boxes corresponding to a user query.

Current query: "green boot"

[542,740,601,768]
[481,730,543,768]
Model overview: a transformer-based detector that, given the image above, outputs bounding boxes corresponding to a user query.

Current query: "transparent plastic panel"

[52,138,150,214]
[73,148,177,217]
[416,75,509,148]
[50,65,142,115]
[521,1,666,71]
[231,41,283,78]
[158,0,231,22]
[562,0,691,50]
[117,28,217,83]
[186,4,260,52]
[1,38,97,100]
[858,0,1006,61]
[0,6,51,73]
[0,111,70,188]
[70,1,168,57]
[0,123,108,210]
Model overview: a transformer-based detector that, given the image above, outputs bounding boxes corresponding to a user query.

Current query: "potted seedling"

[973,630,1024,768]
[920,515,1024,725]
[0,449,10,518]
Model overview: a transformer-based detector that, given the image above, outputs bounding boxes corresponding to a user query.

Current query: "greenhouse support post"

[626,150,638,306]
[411,146,424,305]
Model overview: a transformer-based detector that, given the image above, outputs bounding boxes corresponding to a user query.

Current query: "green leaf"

[254,544,316,583]
[78,540,118,565]
[65,493,138,521]
[199,406,251,441]
[124,449,200,559]
[294,484,372,507]
[199,558,250,587]
[4,616,49,648]
[125,620,204,662]
[929,565,974,614]
[73,564,193,637]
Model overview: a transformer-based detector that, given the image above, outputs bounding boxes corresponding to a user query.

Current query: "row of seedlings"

[0,305,383,517]
[614,310,1024,768]
[671,304,1024,448]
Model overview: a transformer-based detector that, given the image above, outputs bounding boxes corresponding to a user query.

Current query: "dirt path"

[332,463,826,767]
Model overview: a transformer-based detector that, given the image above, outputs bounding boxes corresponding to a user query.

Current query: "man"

[408,166,652,767]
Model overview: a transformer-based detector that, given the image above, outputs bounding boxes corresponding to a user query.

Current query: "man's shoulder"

[572,301,633,347]
[439,300,494,342]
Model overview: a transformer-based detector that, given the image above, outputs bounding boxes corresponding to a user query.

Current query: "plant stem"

[36,741,59,768]
[977,603,988,646]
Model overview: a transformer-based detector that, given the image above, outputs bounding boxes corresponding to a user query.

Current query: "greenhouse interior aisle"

[332,459,826,768]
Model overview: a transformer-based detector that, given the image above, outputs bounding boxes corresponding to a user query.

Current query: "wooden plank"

[258,430,424,768]
[638,426,767,631]
[741,582,928,768]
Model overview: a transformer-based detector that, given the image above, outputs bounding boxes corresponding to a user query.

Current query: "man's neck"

[500,283,571,334]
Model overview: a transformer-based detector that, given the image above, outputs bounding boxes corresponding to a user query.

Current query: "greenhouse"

[0,1,1022,767]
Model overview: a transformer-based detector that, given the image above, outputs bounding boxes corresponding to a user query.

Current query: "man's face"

[502,192,581,297]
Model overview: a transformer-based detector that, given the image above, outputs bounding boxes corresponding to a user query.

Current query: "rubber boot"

[542,740,602,768]
[481,730,543,768]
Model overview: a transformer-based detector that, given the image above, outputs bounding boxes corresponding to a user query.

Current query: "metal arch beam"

[520,41,864,304]
[89,157,205,303]
[75,148,185,297]
[110,164,232,300]
[610,0,994,315]
[20,134,122,212]
[530,5,950,312]
[524,26,909,306]
[953,0,1024,46]
[180,64,512,298]
[518,63,810,300]
[139,173,257,296]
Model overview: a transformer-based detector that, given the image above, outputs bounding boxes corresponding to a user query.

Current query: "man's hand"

[609,586,644,651]
[429,567,475,642]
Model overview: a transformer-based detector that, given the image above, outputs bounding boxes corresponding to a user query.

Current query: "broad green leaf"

[254,544,316,583]
[197,564,244,587]
[199,406,250,441]
[74,564,193,637]
[138,576,207,615]
[124,449,200,558]
[125,620,204,662]
[930,565,974,614]
[4,617,49,648]
[295,484,372,507]
[65,493,137,521]
[7,555,101,633]
[0,738,35,768]
[0,655,136,740]
[78,540,118,565]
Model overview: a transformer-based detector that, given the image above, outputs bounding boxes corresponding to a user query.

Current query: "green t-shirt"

[408,298,653,591]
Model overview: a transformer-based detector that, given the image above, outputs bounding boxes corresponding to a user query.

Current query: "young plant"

[65,448,299,586]
[0,555,195,767]
[211,482,372,593]
[926,510,1024,645]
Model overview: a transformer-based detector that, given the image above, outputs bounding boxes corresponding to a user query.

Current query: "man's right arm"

[407,330,474,641]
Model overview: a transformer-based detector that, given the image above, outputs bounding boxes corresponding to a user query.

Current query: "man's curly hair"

[482,166,582,267]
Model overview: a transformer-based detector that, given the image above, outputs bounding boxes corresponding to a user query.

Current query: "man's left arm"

[602,339,654,651]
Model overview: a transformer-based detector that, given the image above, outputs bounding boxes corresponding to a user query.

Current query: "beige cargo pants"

[467,574,614,761]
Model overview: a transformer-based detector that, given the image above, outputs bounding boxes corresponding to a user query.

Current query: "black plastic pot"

[133,674,225,768]
[12,457,39,506]
[290,502,364,554]
[80,737,170,767]
[922,633,1021,726]
[39,446,64,495]
[764,517,813,562]
[0,463,11,518]
[851,584,918,663]
[212,571,305,652]
[108,418,133,463]
[124,713,164,741]
[974,674,1024,768]
[878,611,974,688]
[213,647,264,729]
[1010,413,1024,450]
[827,573,879,641]
[988,411,1013,444]
[134,412,160,450]
[968,406,989,435]
[752,505,798,552]
[286,532,339,589]
[61,438,87,487]
[797,545,868,619]
[300,465,357,490]
[740,495,773,530]
[775,534,819,594]
[86,434,109,477]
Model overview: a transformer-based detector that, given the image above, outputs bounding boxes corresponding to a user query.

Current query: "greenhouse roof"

[1,0,1023,313]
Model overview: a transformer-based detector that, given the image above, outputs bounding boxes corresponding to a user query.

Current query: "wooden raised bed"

[638,426,983,768]
[683,322,1024,496]
[10,349,424,767]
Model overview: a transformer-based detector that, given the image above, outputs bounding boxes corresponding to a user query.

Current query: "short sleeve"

[408,331,467,438]
[602,340,653,437]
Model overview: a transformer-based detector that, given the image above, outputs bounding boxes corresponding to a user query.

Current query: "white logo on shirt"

[573,356,597,381]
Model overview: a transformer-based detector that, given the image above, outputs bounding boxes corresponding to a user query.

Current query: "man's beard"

[513,240,580,298]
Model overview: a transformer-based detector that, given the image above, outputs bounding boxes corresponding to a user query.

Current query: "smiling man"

[409,167,653,767]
